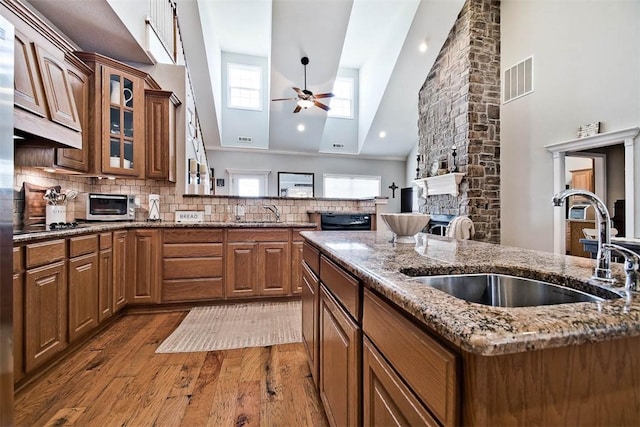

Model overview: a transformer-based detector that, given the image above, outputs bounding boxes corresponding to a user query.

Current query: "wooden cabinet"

[128,229,160,304]
[301,262,319,385]
[570,168,594,192]
[363,289,458,427]
[319,285,361,427]
[145,89,180,181]
[98,233,113,322]
[75,52,155,177]
[566,219,595,258]
[363,337,439,427]
[55,55,92,172]
[162,229,224,302]
[112,230,128,312]
[226,229,291,298]
[13,247,24,383]
[24,240,67,373]
[67,235,99,343]
[291,229,305,295]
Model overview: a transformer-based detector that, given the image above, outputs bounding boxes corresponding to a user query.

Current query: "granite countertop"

[13,221,317,243]
[300,230,640,356]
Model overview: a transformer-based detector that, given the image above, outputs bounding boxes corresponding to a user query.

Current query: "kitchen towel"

[446,215,475,240]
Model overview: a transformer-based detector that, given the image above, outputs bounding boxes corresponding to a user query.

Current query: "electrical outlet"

[204,205,212,215]
[237,205,245,216]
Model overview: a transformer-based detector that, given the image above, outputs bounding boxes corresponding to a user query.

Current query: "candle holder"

[449,146,458,173]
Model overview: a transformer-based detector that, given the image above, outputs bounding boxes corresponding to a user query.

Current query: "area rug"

[155,300,301,353]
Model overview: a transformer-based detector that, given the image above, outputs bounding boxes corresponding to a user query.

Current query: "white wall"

[501,0,640,251]
[207,149,406,212]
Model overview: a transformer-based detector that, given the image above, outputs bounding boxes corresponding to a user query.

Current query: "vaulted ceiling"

[25,0,464,160]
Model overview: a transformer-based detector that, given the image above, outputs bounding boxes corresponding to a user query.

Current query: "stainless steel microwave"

[77,193,135,221]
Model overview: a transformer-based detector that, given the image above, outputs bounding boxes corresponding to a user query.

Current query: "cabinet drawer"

[69,234,98,257]
[163,257,223,280]
[320,255,360,321]
[163,228,223,243]
[303,241,320,275]
[99,232,112,250]
[363,289,458,427]
[26,239,65,268]
[14,246,23,273]
[228,228,289,242]
[163,243,223,258]
[162,278,224,302]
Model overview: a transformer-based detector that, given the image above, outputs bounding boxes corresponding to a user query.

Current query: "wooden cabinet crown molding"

[74,51,161,89]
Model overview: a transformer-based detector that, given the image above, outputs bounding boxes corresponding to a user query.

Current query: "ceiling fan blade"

[271,97,297,101]
[313,101,330,111]
[293,105,302,113]
[293,87,305,96]
[314,92,334,99]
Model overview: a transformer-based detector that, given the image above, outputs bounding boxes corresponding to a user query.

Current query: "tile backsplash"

[14,167,376,227]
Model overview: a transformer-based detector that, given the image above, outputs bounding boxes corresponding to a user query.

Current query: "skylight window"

[328,77,354,119]
[227,63,262,110]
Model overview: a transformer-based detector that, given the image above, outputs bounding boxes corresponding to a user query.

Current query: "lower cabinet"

[226,229,291,298]
[68,235,99,343]
[13,247,24,383]
[162,229,224,302]
[98,232,113,322]
[319,285,361,427]
[363,337,439,426]
[128,229,160,304]
[112,230,128,313]
[301,261,319,385]
[291,230,305,295]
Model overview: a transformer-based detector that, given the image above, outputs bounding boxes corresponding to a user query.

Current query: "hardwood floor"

[14,312,328,426]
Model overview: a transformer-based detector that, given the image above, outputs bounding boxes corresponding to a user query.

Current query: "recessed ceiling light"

[419,41,428,53]
[379,131,386,138]
[297,124,305,132]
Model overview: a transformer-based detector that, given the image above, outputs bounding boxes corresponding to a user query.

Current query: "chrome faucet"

[263,205,280,222]
[552,189,614,282]
[602,243,640,291]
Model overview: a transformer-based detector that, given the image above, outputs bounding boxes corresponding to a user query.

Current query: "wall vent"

[332,143,345,149]
[237,136,252,143]
[503,56,533,104]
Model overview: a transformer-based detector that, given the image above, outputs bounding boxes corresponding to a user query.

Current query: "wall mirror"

[278,172,314,198]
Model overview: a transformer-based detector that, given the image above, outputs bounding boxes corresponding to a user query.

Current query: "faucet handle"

[603,243,640,291]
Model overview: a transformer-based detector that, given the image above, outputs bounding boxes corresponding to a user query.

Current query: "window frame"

[227,168,271,197]
[322,173,381,198]
[328,76,354,119]
[226,62,263,111]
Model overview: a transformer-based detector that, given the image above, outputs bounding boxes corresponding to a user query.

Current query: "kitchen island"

[301,230,640,426]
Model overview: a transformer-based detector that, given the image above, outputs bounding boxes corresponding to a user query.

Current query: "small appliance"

[77,193,136,221]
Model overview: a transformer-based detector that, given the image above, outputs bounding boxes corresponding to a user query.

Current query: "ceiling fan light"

[297,99,313,109]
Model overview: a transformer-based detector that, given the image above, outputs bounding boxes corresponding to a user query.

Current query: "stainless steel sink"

[413,273,607,307]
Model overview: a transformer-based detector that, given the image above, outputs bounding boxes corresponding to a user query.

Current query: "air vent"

[237,136,252,143]
[503,56,533,104]
[332,143,345,149]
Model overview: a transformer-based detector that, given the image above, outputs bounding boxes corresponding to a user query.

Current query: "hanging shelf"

[412,173,465,197]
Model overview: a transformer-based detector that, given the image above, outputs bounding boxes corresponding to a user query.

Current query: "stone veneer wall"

[13,167,374,227]
[417,0,501,243]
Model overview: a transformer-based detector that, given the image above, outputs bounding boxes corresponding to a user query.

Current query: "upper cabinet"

[4,0,83,149]
[145,89,181,182]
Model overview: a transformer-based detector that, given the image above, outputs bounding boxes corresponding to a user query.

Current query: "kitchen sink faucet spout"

[552,189,613,282]
[602,243,640,291]
[263,205,280,222]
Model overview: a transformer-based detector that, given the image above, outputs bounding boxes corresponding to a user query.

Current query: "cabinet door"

[128,230,160,304]
[302,262,319,385]
[291,241,304,295]
[101,66,144,176]
[363,338,439,427]
[13,271,24,383]
[56,59,91,171]
[145,90,178,181]
[319,286,361,427]
[98,248,113,322]
[68,253,99,342]
[25,261,67,373]
[258,242,290,296]
[225,242,258,298]
[112,230,128,312]
[34,45,81,131]
[13,30,46,117]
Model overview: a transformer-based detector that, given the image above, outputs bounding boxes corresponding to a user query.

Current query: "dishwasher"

[320,213,372,230]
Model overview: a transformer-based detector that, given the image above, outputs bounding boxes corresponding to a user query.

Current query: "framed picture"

[278,172,314,198]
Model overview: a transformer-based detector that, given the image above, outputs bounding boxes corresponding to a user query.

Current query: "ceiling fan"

[272,57,334,113]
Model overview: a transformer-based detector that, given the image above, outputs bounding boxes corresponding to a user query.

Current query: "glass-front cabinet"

[102,66,143,176]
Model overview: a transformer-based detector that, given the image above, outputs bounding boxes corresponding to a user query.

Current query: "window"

[228,169,270,197]
[328,77,354,119]
[227,63,262,110]
[323,174,380,198]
